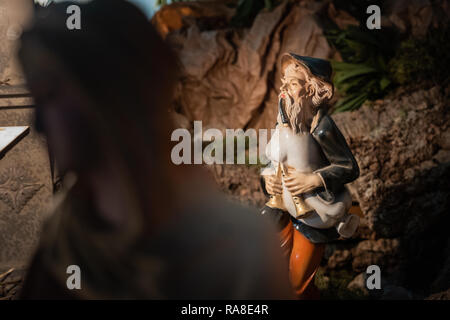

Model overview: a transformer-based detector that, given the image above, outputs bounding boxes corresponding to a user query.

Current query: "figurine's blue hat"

[281,53,332,83]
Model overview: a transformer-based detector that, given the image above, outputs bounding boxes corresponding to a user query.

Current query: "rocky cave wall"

[153,0,450,298]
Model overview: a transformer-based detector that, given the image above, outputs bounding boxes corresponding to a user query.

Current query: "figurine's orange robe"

[279,220,324,299]
[261,53,361,299]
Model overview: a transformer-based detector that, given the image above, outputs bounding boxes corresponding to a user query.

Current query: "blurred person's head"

[19,0,178,231]
[17,2,293,300]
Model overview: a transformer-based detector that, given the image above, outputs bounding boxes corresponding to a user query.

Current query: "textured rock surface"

[385,0,450,37]
[0,268,24,300]
[333,86,450,239]
[208,85,450,297]
[155,0,450,298]
[156,0,335,131]
[347,272,367,293]
[152,1,234,39]
[426,287,450,300]
[206,164,265,208]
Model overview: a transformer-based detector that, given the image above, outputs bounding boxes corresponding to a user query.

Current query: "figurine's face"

[280,63,308,102]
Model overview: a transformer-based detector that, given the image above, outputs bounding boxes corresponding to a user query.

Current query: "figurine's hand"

[284,172,323,195]
[265,175,283,195]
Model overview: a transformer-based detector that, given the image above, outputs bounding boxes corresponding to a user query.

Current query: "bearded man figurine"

[261,53,360,299]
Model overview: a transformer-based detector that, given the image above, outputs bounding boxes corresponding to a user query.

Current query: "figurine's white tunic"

[265,125,355,234]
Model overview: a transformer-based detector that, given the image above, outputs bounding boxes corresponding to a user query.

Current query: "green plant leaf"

[334,93,368,113]
[379,77,390,90]
[332,62,377,80]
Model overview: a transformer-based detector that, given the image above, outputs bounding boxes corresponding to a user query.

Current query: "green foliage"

[331,61,391,112]
[389,27,450,86]
[327,19,449,113]
[326,27,395,112]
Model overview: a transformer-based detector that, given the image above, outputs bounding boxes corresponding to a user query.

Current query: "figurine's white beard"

[279,92,313,134]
